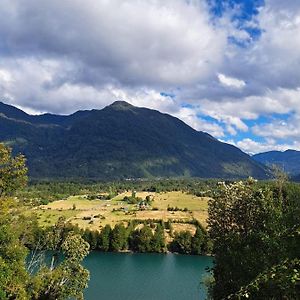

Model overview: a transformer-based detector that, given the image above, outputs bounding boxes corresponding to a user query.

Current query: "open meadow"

[32,191,209,233]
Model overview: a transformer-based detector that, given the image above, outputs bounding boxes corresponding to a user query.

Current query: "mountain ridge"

[0,100,268,180]
[253,150,300,176]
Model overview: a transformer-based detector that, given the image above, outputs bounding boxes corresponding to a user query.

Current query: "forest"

[0,143,299,299]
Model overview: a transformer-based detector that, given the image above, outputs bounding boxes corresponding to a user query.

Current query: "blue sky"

[0,0,299,153]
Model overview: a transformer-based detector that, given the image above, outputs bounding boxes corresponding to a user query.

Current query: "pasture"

[33,191,209,233]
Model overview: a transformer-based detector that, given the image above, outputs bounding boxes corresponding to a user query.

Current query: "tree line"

[39,219,209,255]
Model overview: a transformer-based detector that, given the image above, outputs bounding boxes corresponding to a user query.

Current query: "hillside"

[0,100,268,180]
[253,150,300,175]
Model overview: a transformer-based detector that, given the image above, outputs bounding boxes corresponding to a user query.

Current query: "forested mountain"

[253,150,300,176]
[0,100,268,180]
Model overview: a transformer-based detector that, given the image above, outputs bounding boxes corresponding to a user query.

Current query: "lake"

[83,252,213,300]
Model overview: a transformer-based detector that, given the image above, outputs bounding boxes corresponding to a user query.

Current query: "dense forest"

[0,143,299,299]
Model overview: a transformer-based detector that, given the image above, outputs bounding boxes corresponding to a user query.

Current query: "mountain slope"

[0,100,268,180]
[253,150,300,175]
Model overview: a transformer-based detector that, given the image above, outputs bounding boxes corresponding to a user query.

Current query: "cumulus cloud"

[227,138,300,155]
[0,0,226,88]
[0,0,300,153]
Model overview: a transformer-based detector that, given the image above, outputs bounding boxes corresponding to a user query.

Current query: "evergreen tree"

[98,225,112,251]
[151,224,166,253]
[191,226,206,255]
[170,231,192,254]
[129,225,153,252]
[110,224,127,251]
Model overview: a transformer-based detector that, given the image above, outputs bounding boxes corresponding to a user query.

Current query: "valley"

[30,191,209,236]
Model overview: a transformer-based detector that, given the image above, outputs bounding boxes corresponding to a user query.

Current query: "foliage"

[98,225,112,251]
[169,231,193,254]
[0,143,27,197]
[110,224,127,251]
[129,226,154,252]
[0,144,90,300]
[227,258,300,299]
[208,178,300,299]
[33,223,90,300]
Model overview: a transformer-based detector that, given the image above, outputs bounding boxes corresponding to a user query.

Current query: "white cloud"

[227,138,300,155]
[218,73,246,89]
[174,107,225,137]
[0,0,226,88]
[0,0,300,154]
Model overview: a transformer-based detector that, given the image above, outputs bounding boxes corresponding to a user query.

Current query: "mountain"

[0,100,268,180]
[253,150,300,175]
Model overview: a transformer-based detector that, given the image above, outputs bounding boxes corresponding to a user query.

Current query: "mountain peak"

[108,101,134,110]
[0,100,268,179]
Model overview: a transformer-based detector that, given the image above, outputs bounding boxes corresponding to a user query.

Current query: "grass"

[34,210,78,227]
[151,191,209,211]
[31,191,210,232]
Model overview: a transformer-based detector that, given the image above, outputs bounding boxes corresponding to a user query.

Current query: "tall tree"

[170,231,193,254]
[110,223,127,251]
[98,225,112,251]
[208,178,300,299]
[151,224,166,253]
[0,144,27,197]
[0,143,90,300]
[191,226,206,255]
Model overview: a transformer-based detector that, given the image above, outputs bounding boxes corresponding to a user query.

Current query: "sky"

[0,0,300,154]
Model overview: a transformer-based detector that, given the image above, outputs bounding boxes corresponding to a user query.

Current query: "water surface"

[83,252,213,300]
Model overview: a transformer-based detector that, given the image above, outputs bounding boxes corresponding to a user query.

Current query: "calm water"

[82,252,213,300]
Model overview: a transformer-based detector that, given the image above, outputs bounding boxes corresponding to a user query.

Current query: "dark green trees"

[82,229,99,250]
[170,231,192,254]
[151,224,166,253]
[98,225,112,251]
[110,224,127,251]
[169,226,207,255]
[191,227,207,255]
[129,224,166,253]
[129,226,153,252]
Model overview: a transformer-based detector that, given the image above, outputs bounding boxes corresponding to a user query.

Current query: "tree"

[98,225,112,251]
[34,229,90,300]
[0,144,30,299]
[227,259,300,299]
[151,224,166,253]
[0,144,27,198]
[129,225,153,252]
[169,231,192,254]
[0,216,29,299]
[0,144,90,299]
[110,223,127,251]
[82,228,99,250]
[191,226,207,255]
[208,178,300,299]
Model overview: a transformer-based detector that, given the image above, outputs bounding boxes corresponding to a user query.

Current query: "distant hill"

[253,150,300,176]
[0,100,268,180]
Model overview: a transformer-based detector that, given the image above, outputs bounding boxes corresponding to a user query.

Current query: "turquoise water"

[83,252,213,300]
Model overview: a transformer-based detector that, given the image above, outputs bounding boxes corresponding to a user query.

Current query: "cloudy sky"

[0,0,299,154]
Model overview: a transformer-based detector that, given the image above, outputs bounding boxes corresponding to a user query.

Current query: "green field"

[32,191,209,232]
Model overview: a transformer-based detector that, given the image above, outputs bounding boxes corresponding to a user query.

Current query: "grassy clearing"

[34,209,78,227]
[31,191,209,232]
[152,191,209,211]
